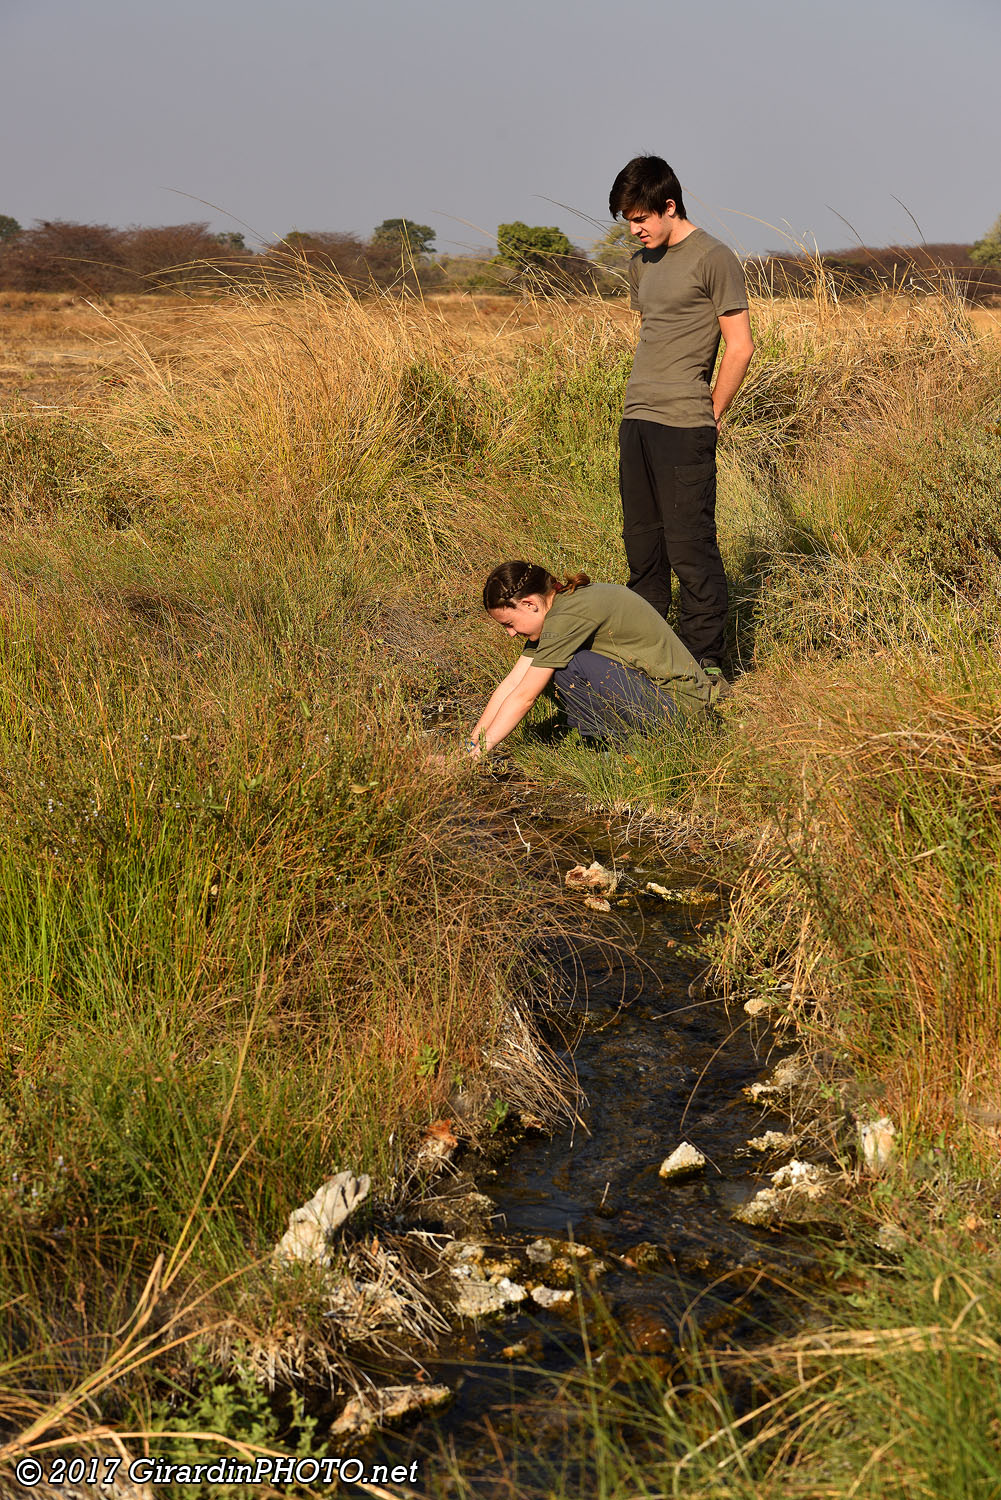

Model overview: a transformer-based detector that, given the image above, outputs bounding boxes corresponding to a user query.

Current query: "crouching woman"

[466,561,717,759]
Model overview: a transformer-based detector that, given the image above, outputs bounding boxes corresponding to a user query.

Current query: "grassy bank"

[2,269,1001,1487]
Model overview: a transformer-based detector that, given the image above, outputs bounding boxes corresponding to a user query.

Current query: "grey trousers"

[551,650,679,742]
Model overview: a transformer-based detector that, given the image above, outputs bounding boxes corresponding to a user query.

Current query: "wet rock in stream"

[331,1383,453,1441]
[442,1234,607,1321]
[743,1052,813,1107]
[743,1129,799,1155]
[658,1141,707,1180]
[565,860,618,894]
[733,1159,845,1228]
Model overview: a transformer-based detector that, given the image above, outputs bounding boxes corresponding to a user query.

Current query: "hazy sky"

[2,0,998,257]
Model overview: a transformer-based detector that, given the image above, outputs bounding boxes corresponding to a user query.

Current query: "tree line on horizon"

[0,210,999,302]
[0,214,607,297]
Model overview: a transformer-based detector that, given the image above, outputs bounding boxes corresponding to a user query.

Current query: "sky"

[1,0,998,259]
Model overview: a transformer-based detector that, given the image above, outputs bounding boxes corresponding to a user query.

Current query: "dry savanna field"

[2,273,1001,1493]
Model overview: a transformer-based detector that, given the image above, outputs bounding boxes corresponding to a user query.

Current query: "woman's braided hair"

[482,560,591,611]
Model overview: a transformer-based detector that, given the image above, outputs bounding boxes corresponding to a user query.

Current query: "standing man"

[609,156,754,685]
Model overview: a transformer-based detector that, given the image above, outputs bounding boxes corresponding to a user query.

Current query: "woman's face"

[487,592,550,642]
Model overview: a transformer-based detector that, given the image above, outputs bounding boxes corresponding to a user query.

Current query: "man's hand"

[712,309,754,428]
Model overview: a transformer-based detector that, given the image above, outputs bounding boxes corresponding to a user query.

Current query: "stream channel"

[372,793,824,1493]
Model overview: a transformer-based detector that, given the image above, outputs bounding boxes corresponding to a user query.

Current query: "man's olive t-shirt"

[625,228,748,429]
[520,583,712,716]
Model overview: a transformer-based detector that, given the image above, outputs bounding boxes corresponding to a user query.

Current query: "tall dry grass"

[3,263,1001,1473]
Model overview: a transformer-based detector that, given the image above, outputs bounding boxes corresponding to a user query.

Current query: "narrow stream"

[373,803,819,1493]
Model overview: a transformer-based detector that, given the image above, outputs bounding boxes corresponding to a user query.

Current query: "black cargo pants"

[618,418,727,665]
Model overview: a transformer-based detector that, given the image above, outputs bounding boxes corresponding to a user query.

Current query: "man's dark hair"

[609,156,687,221]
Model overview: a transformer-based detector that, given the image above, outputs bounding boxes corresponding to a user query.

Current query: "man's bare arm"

[712,309,755,429]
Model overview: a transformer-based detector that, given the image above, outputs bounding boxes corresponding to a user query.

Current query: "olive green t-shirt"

[626,227,748,429]
[520,583,713,716]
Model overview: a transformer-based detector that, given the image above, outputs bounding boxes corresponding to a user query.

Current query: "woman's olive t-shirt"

[520,583,712,715]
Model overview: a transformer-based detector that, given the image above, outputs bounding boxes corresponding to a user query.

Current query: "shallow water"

[374,805,816,1492]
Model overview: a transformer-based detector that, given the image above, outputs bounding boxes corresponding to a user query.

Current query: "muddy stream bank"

[358,795,834,1493]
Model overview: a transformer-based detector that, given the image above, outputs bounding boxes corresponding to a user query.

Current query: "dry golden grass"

[4,282,990,417]
[0,288,629,410]
[4,267,1001,1486]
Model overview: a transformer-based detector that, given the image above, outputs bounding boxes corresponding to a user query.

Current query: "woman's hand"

[426,738,481,772]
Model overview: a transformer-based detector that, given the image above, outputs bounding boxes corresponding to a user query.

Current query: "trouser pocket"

[669,460,717,538]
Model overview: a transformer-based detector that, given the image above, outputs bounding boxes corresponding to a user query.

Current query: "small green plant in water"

[486,1098,509,1134]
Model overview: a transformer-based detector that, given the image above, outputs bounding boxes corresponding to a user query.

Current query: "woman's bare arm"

[469,660,554,756]
[470,653,536,743]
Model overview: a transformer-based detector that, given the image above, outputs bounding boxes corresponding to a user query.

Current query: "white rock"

[770,1158,826,1191]
[743,997,769,1017]
[526,1238,554,1264]
[273,1172,370,1266]
[744,1053,810,1104]
[646,882,675,900]
[584,895,611,913]
[442,1240,485,1267]
[732,1187,782,1226]
[451,1274,527,1318]
[531,1285,574,1308]
[732,1160,841,1227]
[565,861,617,895]
[745,1130,797,1154]
[646,882,716,905]
[658,1142,707,1180]
[772,1055,809,1088]
[858,1115,897,1173]
[331,1382,452,1438]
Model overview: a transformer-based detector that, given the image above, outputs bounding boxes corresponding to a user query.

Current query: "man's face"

[625,205,675,250]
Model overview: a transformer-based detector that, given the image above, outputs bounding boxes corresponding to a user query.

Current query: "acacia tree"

[0,215,21,242]
[971,213,1001,267]
[592,221,633,270]
[371,218,435,257]
[495,221,571,270]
